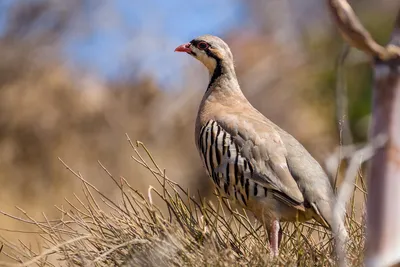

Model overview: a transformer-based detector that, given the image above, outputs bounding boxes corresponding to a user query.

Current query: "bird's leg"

[268,219,281,257]
[278,222,282,246]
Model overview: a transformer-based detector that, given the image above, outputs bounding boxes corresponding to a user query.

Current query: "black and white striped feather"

[198,119,303,210]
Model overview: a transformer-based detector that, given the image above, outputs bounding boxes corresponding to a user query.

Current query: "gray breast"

[197,120,268,207]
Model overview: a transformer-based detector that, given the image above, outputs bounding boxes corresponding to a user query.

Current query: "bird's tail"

[312,200,349,248]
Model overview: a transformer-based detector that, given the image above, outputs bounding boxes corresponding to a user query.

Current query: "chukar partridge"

[175,35,347,256]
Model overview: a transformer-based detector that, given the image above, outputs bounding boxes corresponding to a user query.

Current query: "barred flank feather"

[198,120,267,207]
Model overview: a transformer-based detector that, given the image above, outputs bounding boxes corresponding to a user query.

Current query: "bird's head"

[174,35,234,74]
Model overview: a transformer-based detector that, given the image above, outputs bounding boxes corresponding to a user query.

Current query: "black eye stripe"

[191,40,209,50]
[189,39,220,60]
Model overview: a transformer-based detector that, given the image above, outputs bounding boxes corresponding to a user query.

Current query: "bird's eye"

[197,41,209,50]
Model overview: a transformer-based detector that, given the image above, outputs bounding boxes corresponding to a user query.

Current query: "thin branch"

[327,0,400,60]
[335,44,353,146]
[91,239,148,264]
[333,134,387,267]
[0,235,90,267]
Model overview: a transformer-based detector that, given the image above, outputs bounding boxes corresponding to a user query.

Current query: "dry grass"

[0,138,367,267]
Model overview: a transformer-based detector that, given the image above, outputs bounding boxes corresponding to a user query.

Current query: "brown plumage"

[175,34,347,256]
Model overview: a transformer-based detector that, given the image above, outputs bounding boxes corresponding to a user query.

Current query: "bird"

[174,34,348,256]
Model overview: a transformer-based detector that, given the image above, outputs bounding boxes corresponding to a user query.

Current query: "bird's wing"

[214,111,305,210]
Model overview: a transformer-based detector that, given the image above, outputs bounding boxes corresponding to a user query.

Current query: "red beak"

[174,43,192,53]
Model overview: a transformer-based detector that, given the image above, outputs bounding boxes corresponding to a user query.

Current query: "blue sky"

[0,0,13,33]
[64,0,248,86]
[0,0,248,87]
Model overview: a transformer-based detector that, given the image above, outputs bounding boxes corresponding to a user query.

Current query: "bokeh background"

[0,0,398,257]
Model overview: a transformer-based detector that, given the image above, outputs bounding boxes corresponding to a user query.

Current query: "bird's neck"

[207,60,239,93]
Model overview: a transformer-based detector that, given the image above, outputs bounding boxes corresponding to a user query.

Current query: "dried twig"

[335,44,352,147]
[0,236,90,267]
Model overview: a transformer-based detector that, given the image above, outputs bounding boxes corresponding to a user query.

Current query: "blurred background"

[0,0,398,254]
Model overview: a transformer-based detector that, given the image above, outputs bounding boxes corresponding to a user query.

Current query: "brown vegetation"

[0,143,367,266]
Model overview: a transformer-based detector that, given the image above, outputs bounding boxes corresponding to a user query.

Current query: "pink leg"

[268,220,281,257]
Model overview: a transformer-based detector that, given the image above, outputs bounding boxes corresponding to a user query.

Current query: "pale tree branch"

[328,1,400,266]
[367,8,400,267]
[327,0,400,60]
[333,134,387,267]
